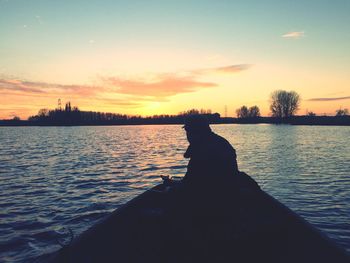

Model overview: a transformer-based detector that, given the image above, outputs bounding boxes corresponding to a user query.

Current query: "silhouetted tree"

[65,102,72,112]
[248,106,261,117]
[236,105,260,118]
[12,116,20,121]
[38,108,49,117]
[200,109,212,114]
[236,106,249,118]
[270,90,300,118]
[179,109,200,115]
[335,108,349,116]
[27,103,221,125]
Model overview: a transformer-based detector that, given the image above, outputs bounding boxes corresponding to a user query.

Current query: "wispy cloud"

[193,64,251,75]
[282,31,305,39]
[0,79,99,96]
[102,75,217,98]
[100,64,249,98]
[308,96,350,101]
[0,63,250,116]
[0,79,45,93]
[209,64,251,73]
[0,75,217,111]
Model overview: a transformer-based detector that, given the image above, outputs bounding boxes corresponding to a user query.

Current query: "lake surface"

[0,124,349,262]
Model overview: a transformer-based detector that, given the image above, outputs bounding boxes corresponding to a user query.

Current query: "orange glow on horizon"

[0,61,349,120]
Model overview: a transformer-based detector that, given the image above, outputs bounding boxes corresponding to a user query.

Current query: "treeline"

[26,103,221,125]
[231,90,349,125]
[2,90,349,126]
[235,90,349,119]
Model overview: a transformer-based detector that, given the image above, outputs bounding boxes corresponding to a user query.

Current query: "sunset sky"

[1,0,349,119]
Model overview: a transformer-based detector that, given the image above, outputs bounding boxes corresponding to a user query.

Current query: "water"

[0,124,349,262]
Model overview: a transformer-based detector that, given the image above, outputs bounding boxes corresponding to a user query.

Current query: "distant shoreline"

[1,116,350,127]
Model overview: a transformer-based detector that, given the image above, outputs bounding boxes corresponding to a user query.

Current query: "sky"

[0,0,350,119]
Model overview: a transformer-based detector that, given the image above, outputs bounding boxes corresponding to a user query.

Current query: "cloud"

[0,79,99,96]
[0,79,45,93]
[209,64,251,73]
[282,31,305,39]
[1,75,217,102]
[1,63,249,115]
[1,63,248,99]
[193,64,251,75]
[308,96,350,101]
[102,75,217,98]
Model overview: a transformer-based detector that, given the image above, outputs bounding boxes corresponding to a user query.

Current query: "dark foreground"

[39,173,349,263]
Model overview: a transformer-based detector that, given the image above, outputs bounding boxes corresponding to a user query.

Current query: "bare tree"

[270,90,300,118]
[248,106,261,117]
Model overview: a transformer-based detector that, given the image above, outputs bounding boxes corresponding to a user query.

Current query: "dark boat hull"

[43,176,349,263]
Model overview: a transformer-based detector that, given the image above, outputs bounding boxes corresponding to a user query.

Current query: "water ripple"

[0,125,349,262]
